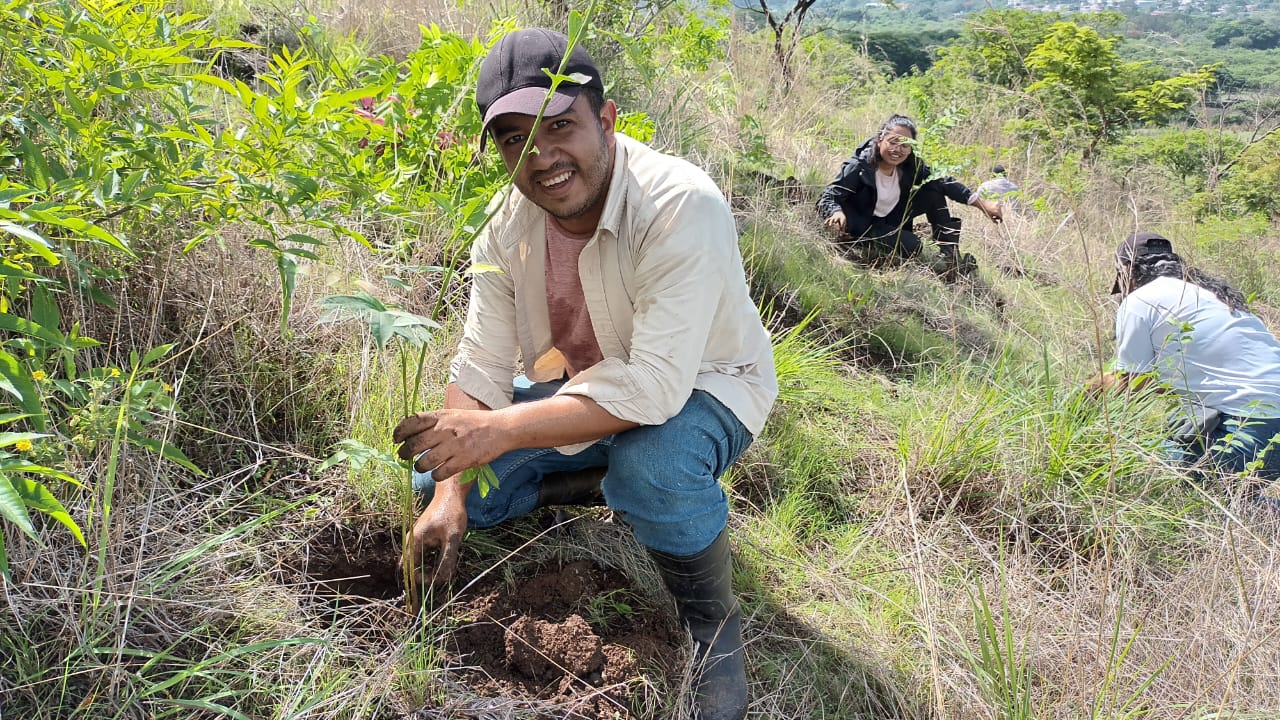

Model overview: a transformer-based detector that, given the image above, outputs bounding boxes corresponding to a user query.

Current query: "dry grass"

[6,2,1280,719]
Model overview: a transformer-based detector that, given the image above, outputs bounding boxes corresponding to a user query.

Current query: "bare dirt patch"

[296,520,684,718]
[448,558,683,719]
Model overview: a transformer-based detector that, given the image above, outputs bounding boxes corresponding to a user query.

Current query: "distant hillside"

[819,0,1280,24]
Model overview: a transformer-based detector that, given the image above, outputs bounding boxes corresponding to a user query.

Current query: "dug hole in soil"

[298,518,686,719]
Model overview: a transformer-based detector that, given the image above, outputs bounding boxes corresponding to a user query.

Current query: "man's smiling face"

[490,94,618,235]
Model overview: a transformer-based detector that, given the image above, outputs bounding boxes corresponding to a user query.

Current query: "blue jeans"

[1167,413,1280,503]
[412,377,754,556]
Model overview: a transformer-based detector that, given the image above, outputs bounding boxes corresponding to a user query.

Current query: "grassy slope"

[3,1,1280,719]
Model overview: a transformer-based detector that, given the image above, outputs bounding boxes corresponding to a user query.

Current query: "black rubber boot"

[649,530,747,720]
[930,216,963,256]
[536,467,606,508]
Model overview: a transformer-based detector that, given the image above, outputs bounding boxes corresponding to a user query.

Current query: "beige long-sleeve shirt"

[449,133,778,453]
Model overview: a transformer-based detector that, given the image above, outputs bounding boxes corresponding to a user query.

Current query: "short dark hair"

[581,86,605,116]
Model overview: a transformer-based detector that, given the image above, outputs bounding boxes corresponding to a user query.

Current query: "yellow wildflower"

[162,383,174,393]
[32,370,47,381]
[15,439,33,452]
[110,368,121,377]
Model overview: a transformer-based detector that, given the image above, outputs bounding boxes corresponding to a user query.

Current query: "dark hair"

[581,86,605,116]
[1129,252,1249,312]
[878,114,917,139]
[873,114,917,165]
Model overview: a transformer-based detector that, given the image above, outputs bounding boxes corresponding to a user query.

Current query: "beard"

[518,128,614,224]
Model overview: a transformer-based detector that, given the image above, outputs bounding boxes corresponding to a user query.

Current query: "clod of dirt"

[445,558,683,718]
[506,614,604,681]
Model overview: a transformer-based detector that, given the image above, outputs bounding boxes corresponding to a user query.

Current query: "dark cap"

[476,29,603,146]
[1111,231,1175,294]
[992,164,1006,175]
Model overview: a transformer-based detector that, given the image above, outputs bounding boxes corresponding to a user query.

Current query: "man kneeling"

[392,29,778,720]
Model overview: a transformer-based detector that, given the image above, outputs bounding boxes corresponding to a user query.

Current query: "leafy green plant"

[313,291,510,493]
[582,588,644,631]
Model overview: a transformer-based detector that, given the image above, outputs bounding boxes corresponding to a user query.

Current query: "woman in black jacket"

[817,114,1002,267]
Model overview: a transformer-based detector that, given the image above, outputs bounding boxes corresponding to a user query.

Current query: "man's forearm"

[445,382,493,412]
[495,393,639,450]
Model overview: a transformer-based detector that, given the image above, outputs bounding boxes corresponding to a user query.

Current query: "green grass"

[7,1,1280,719]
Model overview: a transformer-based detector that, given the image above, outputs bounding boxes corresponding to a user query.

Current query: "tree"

[855,29,959,76]
[925,10,1217,156]
[734,0,819,88]
[1024,22,1217,155]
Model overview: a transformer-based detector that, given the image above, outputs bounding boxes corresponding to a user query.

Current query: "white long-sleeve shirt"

[450,134,778,452]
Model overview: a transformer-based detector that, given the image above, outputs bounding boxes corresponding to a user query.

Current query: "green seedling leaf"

[193,73,240,96]
[277,253,298,332]
[0,188,39,207]
[0,222,59,265]
[11,476,84,547]
[319,292,388,314]
[463,464,500,497]
[0,474,38,539]
[0,314,66,348]
[0,265,44,282]
[17,132,51,190]
[317,438,401,473]
[0,432,49,448]
[126,431,205,476]
[466,263,503,276]
[0,459,81,488]
[30,285,60,332]
[0,350,45,430]
[76,29,121,55]
[20,210,132,255]
[139,343,177,369]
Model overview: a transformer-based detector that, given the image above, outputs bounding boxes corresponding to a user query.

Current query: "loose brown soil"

[447,558,683,719]
[296,520,685,719]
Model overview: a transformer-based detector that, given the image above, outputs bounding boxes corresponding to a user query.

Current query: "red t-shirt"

[544,216,604,376]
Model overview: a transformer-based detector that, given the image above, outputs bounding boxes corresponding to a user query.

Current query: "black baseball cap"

[475,29,603,147]
[1111,231,1174,294]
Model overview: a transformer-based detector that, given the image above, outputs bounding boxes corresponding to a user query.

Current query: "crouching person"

[392,29,778,720]
[1092,231,1280,503]
[815,114,1002,271]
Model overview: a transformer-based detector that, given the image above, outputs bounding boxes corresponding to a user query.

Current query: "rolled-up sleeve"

[558,181,733,425]
[448,225,519,410]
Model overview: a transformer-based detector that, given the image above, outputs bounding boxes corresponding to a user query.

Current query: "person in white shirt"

[1093,231,1280,502]
[977,164,1021,214]
[391,29,776,720]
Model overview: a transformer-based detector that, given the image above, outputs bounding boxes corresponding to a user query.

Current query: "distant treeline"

[834,9,1280,90]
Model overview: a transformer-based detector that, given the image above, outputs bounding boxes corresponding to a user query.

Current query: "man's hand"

[976,198,1003,223]
[1086,371,1122,397]
[405,483,468,588]
[1087,371,1151,398]
[824,210,847,233]
[393,409,511,480]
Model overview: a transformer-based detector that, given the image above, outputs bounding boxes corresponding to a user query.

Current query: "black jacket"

[815,137,974,237]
